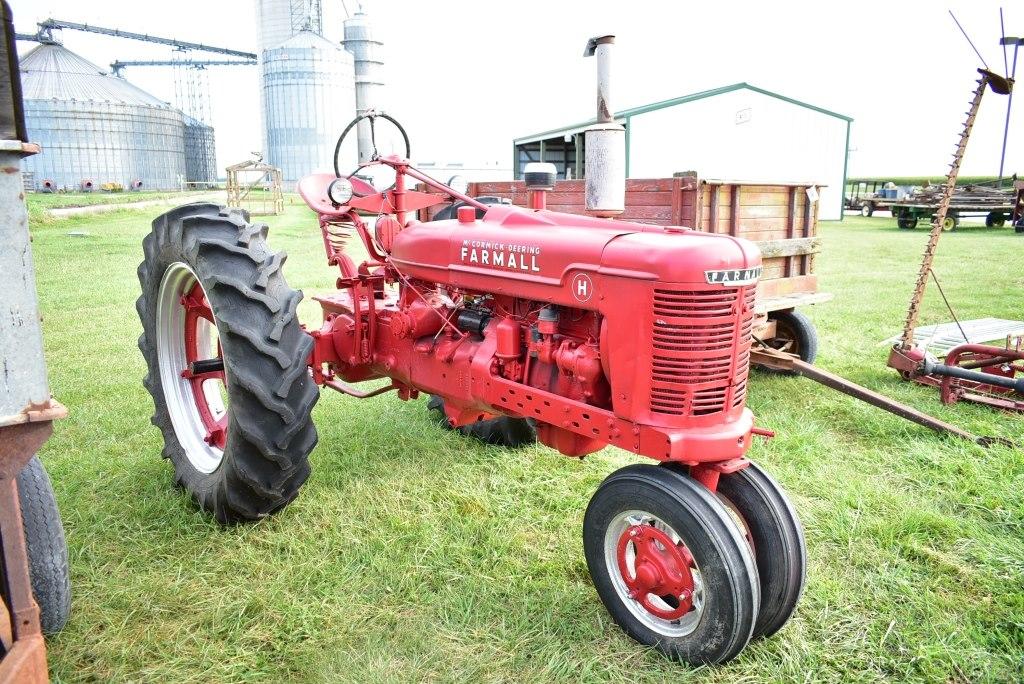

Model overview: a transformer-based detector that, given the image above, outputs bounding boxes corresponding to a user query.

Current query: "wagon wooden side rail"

[420,176,833,319]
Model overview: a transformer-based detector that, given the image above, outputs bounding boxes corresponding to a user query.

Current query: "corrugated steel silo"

[183,114,218,184]
[261,30,354,181]
[343,8,384,164]
[20,43,187,190]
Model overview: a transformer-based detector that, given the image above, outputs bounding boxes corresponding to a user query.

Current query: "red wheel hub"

[616,524,695,620]
[179,282,227,450]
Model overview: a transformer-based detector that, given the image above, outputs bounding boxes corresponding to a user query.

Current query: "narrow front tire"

[583,464,760,665]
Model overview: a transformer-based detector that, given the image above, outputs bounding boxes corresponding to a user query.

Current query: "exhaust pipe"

[583,34,625,217]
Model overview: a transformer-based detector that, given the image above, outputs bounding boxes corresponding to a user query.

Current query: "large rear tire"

[17,456,71,635]
[427,395,537,448]
[137,203,319,523]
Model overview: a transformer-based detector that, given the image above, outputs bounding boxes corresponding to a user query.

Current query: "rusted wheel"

[137,203,319,523]
[755,310,818,375]
[583,464,759,664]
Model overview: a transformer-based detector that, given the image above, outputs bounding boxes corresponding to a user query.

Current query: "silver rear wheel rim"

[156,262,225,474]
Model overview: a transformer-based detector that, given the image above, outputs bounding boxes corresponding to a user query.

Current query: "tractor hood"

[388,205,761,303]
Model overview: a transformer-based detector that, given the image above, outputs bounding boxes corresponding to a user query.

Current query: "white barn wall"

[626,89,848,220]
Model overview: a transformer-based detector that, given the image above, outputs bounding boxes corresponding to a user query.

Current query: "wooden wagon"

[419,175,831,361]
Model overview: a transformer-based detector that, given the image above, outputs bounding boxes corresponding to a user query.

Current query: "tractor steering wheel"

[332,111,411,196]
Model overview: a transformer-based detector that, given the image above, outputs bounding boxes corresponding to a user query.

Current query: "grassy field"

[26,191,188,211]
[25,191,197,227]
[27,201,1023,682]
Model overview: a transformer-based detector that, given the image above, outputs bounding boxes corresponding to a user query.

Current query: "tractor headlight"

[328,177,354,206]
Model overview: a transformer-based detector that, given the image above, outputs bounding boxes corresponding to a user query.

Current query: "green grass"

[25,191,201,229]
[26,191,190,211]
[28,205,1024,682]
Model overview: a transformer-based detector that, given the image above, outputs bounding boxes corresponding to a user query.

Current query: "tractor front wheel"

[583,464,759,664]
[137,203,319,523]
[663,462,805,640]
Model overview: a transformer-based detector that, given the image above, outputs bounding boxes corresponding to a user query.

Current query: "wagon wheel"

[897,216,918,230]
[425,199,535,448]
[755,310,818,375]
[860,203,873,217]
[941,213,959,231]
[583,464,759,665]
[985,211,1006,227]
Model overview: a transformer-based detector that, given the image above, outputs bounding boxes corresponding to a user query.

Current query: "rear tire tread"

[137,203,319,523]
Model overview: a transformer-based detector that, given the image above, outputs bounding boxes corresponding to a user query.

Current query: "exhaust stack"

[583,34,625,217]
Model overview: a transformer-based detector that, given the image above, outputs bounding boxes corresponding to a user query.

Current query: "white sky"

[12,0,1024,179]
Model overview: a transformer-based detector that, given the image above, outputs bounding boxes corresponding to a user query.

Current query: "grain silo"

[256,0,355,182]
[343,8,384,164]
[183,114,218,185]
[20,42,187,191]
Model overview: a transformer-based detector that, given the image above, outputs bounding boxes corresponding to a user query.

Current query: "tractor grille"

[650,286,755,416]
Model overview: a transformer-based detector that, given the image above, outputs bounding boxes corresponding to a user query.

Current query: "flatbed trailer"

[889,199,1018,230]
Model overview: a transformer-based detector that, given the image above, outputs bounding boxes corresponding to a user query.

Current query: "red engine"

[303,163,761,468]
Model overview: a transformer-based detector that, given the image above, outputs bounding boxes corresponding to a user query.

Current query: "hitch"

[751,345,993,445]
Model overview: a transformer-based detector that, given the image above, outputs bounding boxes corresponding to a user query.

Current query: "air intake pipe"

[583,34,625,217]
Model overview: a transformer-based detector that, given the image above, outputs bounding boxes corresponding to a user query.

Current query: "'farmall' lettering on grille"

[460,239,541,272]
[704,265,762,286]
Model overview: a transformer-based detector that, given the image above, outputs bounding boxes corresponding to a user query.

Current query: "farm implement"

[887,63,1024,411]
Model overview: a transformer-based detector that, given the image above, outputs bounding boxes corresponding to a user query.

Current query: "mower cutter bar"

[751,347,984,444]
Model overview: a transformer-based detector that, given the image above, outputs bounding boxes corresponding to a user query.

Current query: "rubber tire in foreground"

[427,395,537,448]
[583,464,760,665]
[664,462,806,640]
[16,456,71,635]
[137,203,319,523]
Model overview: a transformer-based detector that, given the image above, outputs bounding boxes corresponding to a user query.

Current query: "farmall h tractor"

[136,104,805,664]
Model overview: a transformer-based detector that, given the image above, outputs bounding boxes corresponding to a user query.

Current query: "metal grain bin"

[261,30,354,182]
[183,114,217,184]
[19,43,186,190]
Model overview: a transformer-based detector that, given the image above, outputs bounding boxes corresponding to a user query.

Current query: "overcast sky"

[12,0,1023,179]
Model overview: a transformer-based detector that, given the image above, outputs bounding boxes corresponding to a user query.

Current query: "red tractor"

[136,113,805,665]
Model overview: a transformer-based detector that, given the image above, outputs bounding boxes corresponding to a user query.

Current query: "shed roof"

[514,82,852,144]
[20,42,172,108]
